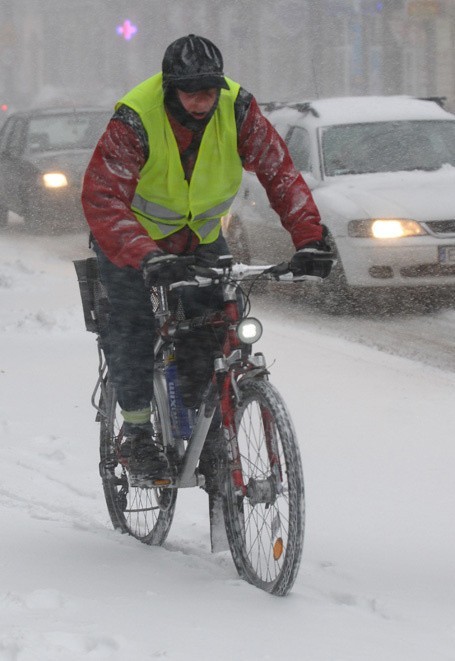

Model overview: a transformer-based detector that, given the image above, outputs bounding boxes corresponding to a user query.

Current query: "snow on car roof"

[13,106,112,119]
[267,95,455,128]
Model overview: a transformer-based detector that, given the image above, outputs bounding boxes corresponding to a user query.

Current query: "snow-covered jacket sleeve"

[237,95,323,248]
[81,116,160,269]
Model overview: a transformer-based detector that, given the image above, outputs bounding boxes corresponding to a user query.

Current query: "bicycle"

[74,253,319,595]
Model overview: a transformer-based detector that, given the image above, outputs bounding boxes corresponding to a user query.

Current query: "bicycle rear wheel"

[222,378,304,595]
[99,373,177,545]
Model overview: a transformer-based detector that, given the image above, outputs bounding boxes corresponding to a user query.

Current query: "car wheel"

[0,205,8,228]
[23,202,55,234]
[23,208,43,233]
[223,213,273,297]
[224,213,251,263]
[304,234,365,315]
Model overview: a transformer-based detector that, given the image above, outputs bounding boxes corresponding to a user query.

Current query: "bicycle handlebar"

[168,258,322,290]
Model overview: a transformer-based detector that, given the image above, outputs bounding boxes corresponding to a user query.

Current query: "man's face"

[176,88,218,120]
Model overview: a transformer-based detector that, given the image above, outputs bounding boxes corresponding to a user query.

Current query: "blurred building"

[0,0,454,114]
[304,0,455,105]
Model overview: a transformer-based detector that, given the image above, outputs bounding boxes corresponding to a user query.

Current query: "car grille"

[424,220,455,235]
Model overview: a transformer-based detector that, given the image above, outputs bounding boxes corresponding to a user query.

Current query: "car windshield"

[321,120,455,176]
[27,112,110,152]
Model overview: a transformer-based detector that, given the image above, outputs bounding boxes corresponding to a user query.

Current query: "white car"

[224,95,455,299]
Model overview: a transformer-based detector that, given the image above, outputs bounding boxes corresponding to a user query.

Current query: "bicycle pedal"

[151,477,174,487]
[129,474,174,489]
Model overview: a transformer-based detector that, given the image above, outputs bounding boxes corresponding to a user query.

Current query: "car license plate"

[439,246,455,264]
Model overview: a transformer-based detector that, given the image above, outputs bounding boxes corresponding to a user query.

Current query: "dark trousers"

[94,235,230,413]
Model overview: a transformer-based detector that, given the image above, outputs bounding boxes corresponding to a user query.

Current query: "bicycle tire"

[99,373,177,545]
[222,378,305,595]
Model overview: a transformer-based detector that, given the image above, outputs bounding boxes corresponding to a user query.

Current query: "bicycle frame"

[151,267,261,489]
[148,260,317,492]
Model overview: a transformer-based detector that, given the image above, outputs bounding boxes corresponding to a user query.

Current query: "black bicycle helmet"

[162,34,229,92]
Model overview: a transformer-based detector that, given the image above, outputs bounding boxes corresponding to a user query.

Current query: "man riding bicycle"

[81,34,333,486]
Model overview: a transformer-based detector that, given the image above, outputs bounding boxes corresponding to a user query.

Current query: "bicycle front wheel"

[223,378,305,595]
[99,372,177,545]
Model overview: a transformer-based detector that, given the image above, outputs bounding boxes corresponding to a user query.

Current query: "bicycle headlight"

[237,317,263,344]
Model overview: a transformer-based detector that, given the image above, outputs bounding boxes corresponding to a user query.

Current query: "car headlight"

[237,318,263,344]
[42,172,68,188]
[348,219,427,239]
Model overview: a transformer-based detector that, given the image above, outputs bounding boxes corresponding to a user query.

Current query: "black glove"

[142,252,191,287]
[290,227,335,279]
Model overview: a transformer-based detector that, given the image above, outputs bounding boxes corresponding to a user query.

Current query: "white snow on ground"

[1,229,455,660]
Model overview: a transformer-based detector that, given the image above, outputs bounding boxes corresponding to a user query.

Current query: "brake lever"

[187,264,219,279]
[263,262,291,279]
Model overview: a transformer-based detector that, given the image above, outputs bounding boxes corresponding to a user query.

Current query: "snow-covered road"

[1,228,454,660]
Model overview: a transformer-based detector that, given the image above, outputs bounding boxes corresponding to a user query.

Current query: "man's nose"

[193,98,210,111]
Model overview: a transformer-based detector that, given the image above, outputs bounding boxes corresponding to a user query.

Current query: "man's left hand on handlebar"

[142,252,193,287]
[290,225,335,279]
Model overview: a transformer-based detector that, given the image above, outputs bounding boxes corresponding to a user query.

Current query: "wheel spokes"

[234,399,290,583]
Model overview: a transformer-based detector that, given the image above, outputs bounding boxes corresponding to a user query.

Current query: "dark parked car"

[0,106,111,231]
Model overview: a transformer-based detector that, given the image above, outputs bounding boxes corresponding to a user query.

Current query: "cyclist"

[81,34,333,485]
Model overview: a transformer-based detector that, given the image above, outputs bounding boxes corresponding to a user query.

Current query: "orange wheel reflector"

[273,537,284,561]
[152,479,172,487]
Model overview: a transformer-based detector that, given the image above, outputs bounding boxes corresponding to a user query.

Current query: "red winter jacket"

[81,91,322,269]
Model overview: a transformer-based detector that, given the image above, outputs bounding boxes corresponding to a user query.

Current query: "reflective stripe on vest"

[132,194,185,221]
[132,191,237,223]
[192,194,238,222]
[117,73,243,244]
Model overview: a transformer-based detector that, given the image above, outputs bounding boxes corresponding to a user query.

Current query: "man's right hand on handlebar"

[142,252,192,287]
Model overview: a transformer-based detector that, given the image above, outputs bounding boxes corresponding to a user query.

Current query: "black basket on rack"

[73,257,110,334]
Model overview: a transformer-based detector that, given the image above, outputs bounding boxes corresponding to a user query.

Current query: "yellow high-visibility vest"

[116,73,243,244]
